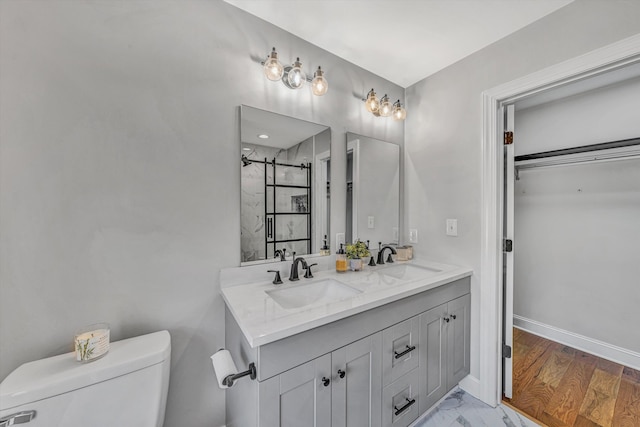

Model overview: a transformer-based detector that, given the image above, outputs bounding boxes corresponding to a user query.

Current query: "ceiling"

[241,105,329,149]
[225,0,573,88]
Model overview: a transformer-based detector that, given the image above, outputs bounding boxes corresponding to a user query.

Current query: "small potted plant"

[345,240,371,271]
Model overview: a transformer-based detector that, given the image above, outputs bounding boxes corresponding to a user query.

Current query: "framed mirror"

[346,132,400,248]
[240,105,331,264]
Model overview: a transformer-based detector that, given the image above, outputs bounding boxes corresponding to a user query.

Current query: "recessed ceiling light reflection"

[258,134,269,139]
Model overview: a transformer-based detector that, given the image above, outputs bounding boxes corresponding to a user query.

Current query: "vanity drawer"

[382,315,420,386]
[382,368,420,427]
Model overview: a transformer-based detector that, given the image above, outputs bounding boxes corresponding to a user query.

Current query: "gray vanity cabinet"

[224,277,471,427]
[331,333,382,427]
[446,294,471,389]
[259,334,382,427]
[259,354,332,427]
[419,293,471,412]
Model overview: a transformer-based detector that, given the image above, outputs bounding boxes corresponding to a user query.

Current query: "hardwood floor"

[503,328,640,427]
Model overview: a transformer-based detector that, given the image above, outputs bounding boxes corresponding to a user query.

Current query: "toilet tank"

[0,330,171,427]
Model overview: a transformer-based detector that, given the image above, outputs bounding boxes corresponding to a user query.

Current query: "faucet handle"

[304,263,318,278]
[267,270,283,285]
[386,253,395,263]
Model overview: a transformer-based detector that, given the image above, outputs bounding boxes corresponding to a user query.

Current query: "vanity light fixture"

[261,47,328,96]
[365,89,380,114]
[379,95,393,117]
[311,66,328,96]
[363,89,406,121]
[392,100,407,121]
[263,47,284,81]
[285,58,306,89]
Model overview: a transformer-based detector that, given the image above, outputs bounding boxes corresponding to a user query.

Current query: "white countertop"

[220,259,472,348]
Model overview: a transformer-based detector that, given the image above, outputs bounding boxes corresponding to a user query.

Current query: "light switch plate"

[368,216,375,229]
[446,219,458,236]
[409,229,418,243]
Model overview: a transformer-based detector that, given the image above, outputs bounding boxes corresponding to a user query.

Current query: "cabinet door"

[382,316,420,386]
[259,353,332,427]
[419,303,447,413]
[331,333,382,427]
[446,294,471,389]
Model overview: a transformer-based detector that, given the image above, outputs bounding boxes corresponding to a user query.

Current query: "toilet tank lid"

[0,330,171,411]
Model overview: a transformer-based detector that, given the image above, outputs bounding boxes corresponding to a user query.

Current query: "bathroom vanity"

[220,260,472,427]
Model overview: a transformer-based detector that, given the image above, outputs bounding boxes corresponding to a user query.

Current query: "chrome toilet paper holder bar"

[223,362,257,387]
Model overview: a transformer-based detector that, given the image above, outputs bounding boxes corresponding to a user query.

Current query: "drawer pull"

[337,369,346,379]
[394,397,416,416]
[451,314,457,320]
[394,345,416,359]
[322,377,330,387]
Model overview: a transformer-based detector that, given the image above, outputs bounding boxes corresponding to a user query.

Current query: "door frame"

[479,33,640,406]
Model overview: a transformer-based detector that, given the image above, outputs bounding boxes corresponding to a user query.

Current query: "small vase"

[350,258,363,271]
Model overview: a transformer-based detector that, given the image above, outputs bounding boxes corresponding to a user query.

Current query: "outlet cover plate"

[409,229,418,243]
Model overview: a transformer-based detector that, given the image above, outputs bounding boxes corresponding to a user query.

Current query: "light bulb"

[365,89,379,113]
[311,66,328,96]
[392,100,407,121]
[379,95,392,117]
[287,58,306,89]
[263,47,284,81]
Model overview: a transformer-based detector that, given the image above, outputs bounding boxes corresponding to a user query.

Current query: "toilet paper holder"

[223,362,257,387]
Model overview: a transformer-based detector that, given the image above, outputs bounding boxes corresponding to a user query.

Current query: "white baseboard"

[514,315,640,371]
[458,375,481,402]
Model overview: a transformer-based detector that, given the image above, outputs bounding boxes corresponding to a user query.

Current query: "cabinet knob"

[451,314,457,320]
[322,377,330,387]
[337,369,346,379]
[443,316,450,323]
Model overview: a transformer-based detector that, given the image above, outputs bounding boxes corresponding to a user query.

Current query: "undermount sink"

[378,264,442,282]
[266,279,362,310]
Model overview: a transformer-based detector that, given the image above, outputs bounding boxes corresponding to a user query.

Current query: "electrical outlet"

[446,219,458,236]
[336,233,345,250]
[367,216,375,229]
[392,227,399,243]
[409,229,418,243]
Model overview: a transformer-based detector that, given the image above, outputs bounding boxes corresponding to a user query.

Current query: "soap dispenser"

[336,243,348,273]
[320,235,330,256]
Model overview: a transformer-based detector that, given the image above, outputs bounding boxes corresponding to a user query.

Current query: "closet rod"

[514,137,640,162]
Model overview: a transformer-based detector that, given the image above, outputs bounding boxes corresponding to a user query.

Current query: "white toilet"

[0,330,171,427]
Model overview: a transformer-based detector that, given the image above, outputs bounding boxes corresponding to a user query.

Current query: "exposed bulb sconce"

[379,95,393,117]
[263,47,284,81]
[262,47,328,96]
[363,88,406,121]
[365,89,380,114]
[392,100,407,121]
[311,66,328,96]
[285,58,306,89]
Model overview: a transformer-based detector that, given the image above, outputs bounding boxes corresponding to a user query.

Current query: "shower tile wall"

[241,138,314,262]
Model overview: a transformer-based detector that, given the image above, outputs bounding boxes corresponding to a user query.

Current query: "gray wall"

[513,77,640,353]
[405,0,640,386]
[0,2,403,426]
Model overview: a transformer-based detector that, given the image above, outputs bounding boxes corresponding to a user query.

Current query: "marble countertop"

[220,258,472,348]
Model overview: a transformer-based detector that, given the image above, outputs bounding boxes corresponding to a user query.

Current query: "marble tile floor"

[411,389,541,427]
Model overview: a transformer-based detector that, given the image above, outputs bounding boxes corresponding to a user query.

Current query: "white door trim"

[315,148,331,253]
[347,139,360,243]
[479,33,640,406]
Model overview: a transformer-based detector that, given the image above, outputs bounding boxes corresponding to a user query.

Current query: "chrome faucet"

[377,243,397,265]
[289,252,307,281]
